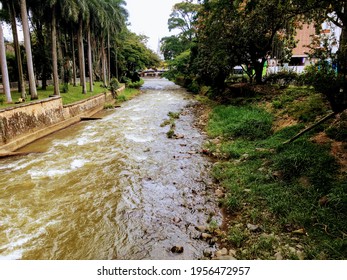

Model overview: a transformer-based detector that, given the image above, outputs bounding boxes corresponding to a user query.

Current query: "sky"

[125,0,183,52]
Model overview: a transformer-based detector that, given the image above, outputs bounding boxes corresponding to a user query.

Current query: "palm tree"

[0,10,12,103]
[78,16,87,94]
[20,0,37,99]
[6,0,26,98]
[51,3,59,96]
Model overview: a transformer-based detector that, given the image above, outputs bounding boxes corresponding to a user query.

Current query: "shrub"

[0,96,5,105]
[126,79,144,89]
[109,77,121,98]
[265,70,299,88]
[302,62,344,113]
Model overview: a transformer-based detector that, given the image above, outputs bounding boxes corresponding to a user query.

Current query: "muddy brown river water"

[0,78,222,260]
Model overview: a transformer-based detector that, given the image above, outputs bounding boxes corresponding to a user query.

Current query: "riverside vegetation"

[198,85,347,260]
[0,79,144,110]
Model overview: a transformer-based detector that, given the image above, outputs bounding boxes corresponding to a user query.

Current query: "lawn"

[0,82,113,109]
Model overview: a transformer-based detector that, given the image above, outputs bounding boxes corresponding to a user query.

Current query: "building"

[267,21,342,74]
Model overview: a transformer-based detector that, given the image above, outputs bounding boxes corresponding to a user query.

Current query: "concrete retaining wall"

[0,87,123,153]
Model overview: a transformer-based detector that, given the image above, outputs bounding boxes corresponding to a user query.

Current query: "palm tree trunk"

[8,1,26,98]
[78,18,87,94]
[51,5,60,96]
[0,24,12,103]
[20,0,38,100]
[101,36,107,87]
[115,42,118,80]
[87,26,93,92]
[71,29,77,87]
[107,29,111,83]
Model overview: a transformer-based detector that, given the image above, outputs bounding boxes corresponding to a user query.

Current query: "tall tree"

[0,13,12,103]
[78,16,87,93]
[7,0,26,98]
[20,0,37,99]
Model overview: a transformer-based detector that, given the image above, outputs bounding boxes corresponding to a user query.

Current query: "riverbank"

[192,85,347,260]
[0,85,125,154]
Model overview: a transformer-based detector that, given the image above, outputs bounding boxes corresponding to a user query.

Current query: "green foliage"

[272,87,330,122]
[326,113,347,141]
[126,79,144,89]
[208,106,273,140]
[274,140,338,192]
[290,94,328,122]
[227,227,248,248]
[103,103,114,109]
[116,95,127,102]
[0,95,5,106]
[265,71,299,88]
[110,77,121,91]
[207,98,347,259]
[303,62,344,112]
[166,128,175,138]
[117,30,161,75]
[167,111,180,119]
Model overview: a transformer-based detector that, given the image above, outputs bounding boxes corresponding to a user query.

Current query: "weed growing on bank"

[206,93,347,259]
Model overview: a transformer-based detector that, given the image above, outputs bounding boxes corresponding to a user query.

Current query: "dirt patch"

[273,114,298,132]
[312,132,347,173]
[331,141,347,173]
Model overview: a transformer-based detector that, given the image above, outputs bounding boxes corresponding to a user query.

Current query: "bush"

[265,70,299,88]
[302,62,344,112]
[0,95,5,105]
[126,79,144,89]
[109,77,121,98]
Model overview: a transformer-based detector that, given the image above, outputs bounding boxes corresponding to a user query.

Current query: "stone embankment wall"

[0,87,123,153]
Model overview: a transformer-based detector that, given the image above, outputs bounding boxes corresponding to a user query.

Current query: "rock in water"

[171,246,184,254]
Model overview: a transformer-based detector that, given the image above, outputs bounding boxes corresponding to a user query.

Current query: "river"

[0,78,221,260]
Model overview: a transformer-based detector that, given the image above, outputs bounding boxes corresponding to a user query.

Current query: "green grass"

[115,87,141,104]
[0,82,111,109]
[208,105,273,140]
[272,86,330,122]
[206,101,347,260]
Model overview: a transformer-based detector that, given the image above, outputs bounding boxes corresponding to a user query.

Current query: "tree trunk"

[57,29,64,84]
[8,1,26,98]
[0,24,12,103]
[87,26,93,92]
[115,43,118,80]
[254,58,266,84]
[338,2,347,109]
[34,21,47,90]
[20,0,38,100]
[78,18,87,94]
[101,36,107,87]
[71,29,77,87]
[51,5,60,96]
[107,29,111,83]
[283,111,338,144]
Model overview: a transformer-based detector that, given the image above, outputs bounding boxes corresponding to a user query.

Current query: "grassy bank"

[0,82,116,109]
[203,86,347,259]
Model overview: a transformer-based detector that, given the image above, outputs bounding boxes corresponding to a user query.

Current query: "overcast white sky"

[2,0,183,52]
[125,0,183,52]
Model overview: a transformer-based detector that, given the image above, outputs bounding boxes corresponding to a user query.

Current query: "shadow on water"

[0,78,222,260]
